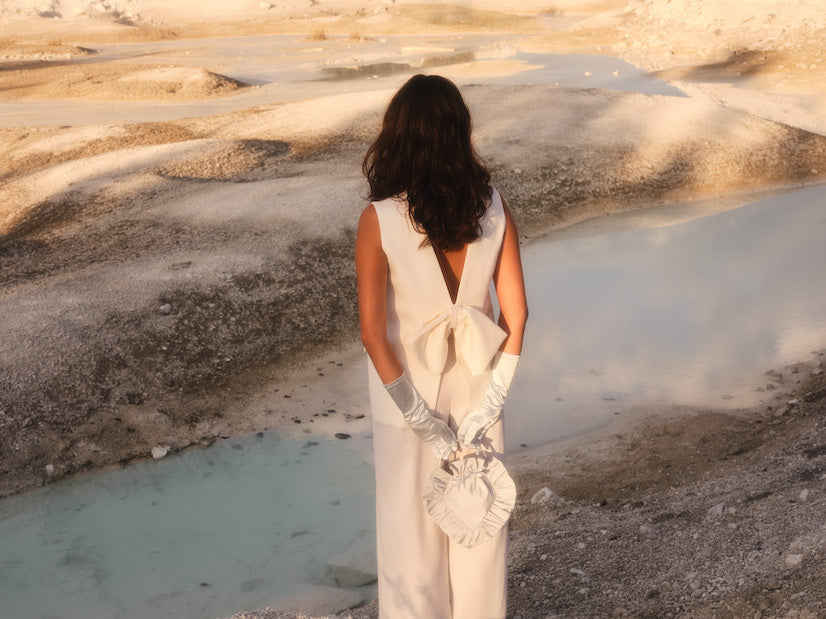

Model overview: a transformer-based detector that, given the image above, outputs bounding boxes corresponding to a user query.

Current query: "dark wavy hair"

[363,74,491,251]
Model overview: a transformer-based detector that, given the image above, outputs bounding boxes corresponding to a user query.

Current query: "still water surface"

[509,184,826,446]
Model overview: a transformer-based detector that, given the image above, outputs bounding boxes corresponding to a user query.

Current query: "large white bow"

[404,305,506,376]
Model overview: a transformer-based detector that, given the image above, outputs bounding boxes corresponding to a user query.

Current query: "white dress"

[367,188,508,619]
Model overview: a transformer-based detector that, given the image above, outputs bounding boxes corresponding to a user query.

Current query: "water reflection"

[507,184,826,447]
[0,433,375,619]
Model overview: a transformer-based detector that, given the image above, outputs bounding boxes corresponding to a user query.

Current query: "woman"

[355,74,528,618]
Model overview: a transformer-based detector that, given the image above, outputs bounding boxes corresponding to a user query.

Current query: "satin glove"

[457,351,520,447]
[384,372,459,460]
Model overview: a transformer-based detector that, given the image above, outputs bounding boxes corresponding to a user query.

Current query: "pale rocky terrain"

[1,0,825,617]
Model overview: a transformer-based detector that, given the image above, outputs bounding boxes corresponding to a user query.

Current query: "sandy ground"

[2,0,826,616]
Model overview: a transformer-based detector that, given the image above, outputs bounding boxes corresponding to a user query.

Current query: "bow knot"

[404,304,506,376]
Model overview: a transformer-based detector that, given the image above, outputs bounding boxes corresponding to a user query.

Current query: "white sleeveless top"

[367,188,507,428]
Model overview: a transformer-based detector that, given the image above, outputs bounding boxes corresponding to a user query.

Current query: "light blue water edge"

[0,432,376,619]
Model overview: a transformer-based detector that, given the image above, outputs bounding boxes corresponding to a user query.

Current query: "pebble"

[159,303,172,315]
[705,502,726,521]
[151,445,169,459]
[530,486,563,505]
[800,489,809,501]
[570,567,585,576]
[577,542,587,549]
[785,553,803,567]
[774,403,795,417]
[639,523,658,536]
[45,463,54,475]
[813,367,823,375]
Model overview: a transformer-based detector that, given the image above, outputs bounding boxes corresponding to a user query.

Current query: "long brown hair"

[363,74,491,251]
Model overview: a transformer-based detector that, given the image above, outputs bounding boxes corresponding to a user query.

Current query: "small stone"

[159,303,172,315]
[570,567,585,576]
[728,522,738,530]
[577,542,586,549]
[327,532,377,587]
[813,367,823,375]
[639,523,658,536]
[705,502,726,521]
[45,463,55,475]
[540,554,548,561]
[151,445,169,459]
[530,487,563,505]
[584,71,592,76]
[785,553,803,567]
[577,587,589,595]
[800,489,809,501]
[774,405,791,417]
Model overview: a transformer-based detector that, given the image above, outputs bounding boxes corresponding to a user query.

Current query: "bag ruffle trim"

[422,451,516,548]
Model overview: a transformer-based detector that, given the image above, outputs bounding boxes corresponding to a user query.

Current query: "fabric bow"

[405,305,506,376]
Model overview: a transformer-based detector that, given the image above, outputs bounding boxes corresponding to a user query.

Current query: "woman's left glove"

[457,351,520,447]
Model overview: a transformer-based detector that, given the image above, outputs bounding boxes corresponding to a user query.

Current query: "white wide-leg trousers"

[371,354,507,619]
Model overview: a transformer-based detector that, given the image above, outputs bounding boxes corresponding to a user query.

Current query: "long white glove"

[384,372,459,460]
[457,351,520,447]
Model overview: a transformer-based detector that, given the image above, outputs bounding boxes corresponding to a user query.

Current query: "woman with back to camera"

[355,74,528,618]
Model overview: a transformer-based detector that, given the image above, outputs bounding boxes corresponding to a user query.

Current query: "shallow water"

[507,184,826,447]
[0,432,375,619]
[493,52,685,96]
[0,33,682,127]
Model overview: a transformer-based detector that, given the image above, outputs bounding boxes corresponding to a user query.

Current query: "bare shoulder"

[356,203,383,255]
[358,203,379,234]
[359,202,377,224]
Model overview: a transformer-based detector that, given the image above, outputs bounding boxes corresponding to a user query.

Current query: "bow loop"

[405,304,506,376]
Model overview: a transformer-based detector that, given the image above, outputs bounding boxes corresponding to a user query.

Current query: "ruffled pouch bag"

[422,449,517,548]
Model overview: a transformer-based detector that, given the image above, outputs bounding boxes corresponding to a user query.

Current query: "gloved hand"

[384,372,459,460]
[457,351,520,447]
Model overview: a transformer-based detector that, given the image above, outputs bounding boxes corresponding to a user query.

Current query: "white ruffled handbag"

[422,449,517,548]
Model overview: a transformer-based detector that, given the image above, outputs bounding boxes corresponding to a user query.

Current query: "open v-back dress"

[366,188,508,619]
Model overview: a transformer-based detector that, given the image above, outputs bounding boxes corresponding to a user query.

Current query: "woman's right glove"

[384,372,459,460]
[457,351,520,447]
